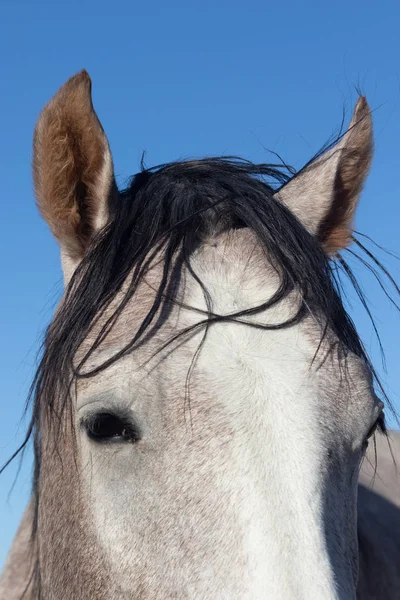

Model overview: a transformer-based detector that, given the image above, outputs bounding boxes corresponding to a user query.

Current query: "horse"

[0,70,399,599]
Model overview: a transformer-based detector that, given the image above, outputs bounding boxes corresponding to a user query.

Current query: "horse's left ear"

[275,97,373,255]
[33,70,116,282]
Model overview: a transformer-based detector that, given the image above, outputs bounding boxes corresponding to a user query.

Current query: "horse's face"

[32,71,383,599]
[75,232,380,599]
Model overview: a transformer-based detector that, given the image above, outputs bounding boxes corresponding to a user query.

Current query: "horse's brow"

[77,387,123,410]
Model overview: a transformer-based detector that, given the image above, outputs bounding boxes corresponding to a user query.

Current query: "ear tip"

[33,69,96,150]
[348,96,373,140]
[354,95,371,118]
[73,69,91,84]
[64,69,92,93]
[37,70,93,122]
[356,95,368,106]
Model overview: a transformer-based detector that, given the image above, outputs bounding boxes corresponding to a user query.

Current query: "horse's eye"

[83,412,140,443]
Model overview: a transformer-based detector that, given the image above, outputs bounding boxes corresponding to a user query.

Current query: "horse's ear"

[275,97,373,255]
[33,70,116,281]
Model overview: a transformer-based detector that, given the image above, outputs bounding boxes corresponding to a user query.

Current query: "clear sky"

[1,0,400,569]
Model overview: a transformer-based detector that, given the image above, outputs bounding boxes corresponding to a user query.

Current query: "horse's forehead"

[75,226,370,411]
[78,229,278,350]
[75,228,284,395]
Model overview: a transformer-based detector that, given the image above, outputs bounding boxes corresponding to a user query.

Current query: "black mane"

[59,156,370,377]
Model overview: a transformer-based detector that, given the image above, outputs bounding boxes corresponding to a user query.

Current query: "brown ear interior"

[275,97,373,256]
[318,97,373,255]
[33,70,114,260]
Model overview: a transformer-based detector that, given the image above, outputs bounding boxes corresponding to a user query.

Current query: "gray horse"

[1,72,399,599]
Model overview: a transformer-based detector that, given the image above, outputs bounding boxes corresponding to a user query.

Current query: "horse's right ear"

[274,98,373,256]
[33,70,116,282]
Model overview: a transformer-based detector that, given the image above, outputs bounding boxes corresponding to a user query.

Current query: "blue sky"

[1,0,400,569]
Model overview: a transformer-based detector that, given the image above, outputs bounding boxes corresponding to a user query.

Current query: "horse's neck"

[0,501,36,599]
[357,485,400,599]
[359,430,400,508]
[357,430,400,600]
